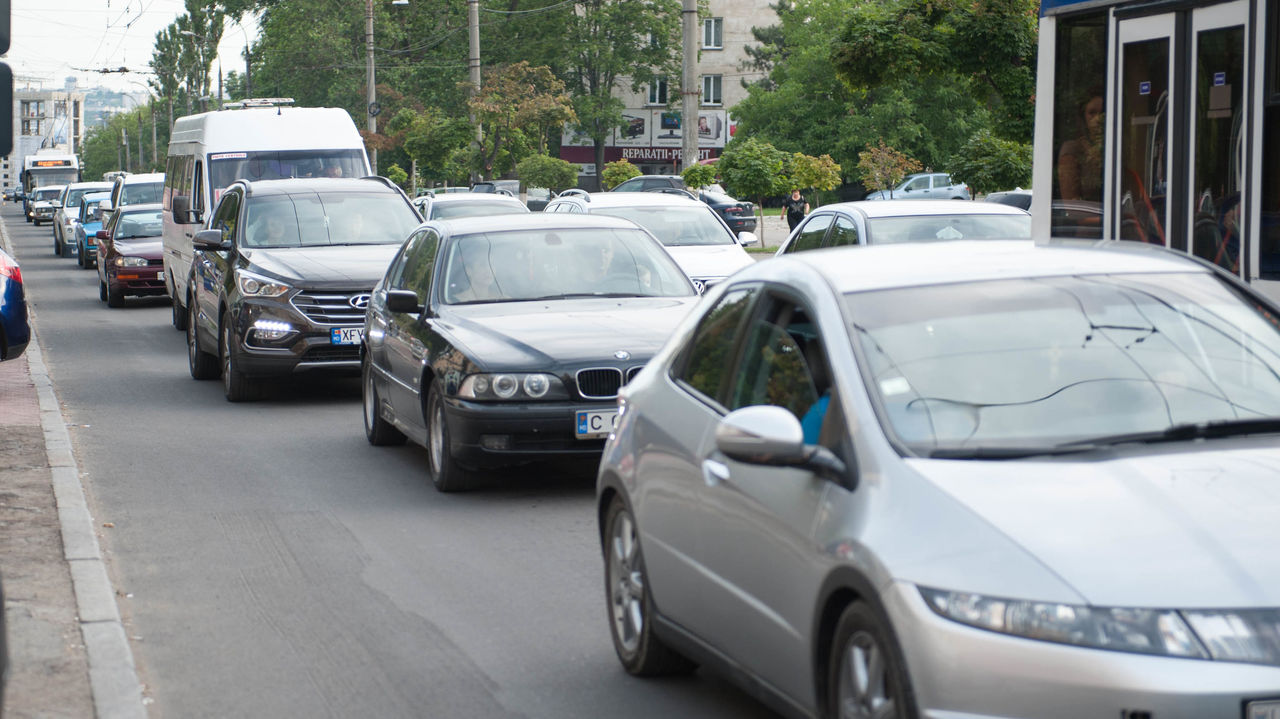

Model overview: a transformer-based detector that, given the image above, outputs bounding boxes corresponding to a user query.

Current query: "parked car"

[984,187,1033,210]
[776,199,1030,255]
[863,172,971,200]
[185,177,421,401]
[27,185,65,226]
[96,204,166,307]
[412,192,529,220]
[0,248,30,361]
[470,179,520,195]
[72,192,113,269]
[544,191,756,294]
[53,181,112,257]
[361,213,699,491]
[610,174,756,233]
[597,239,1280,718]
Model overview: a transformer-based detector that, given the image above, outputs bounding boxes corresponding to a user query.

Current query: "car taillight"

[725,206,744,215]
[0,256,21,284]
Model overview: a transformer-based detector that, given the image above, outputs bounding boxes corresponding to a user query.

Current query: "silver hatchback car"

[597,240,1280,718]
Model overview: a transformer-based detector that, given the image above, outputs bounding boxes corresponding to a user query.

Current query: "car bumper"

[723,215,756,232]
[442,396,612,468]
[106,266,166,296]
[883,581,1280,718]
[229,299,364,377]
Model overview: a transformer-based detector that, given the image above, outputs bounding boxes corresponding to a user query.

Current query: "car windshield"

[866,214,1030,243]
[594,205,733,246]
[441,228,693,304]
[243,192,419,248]
[121,182,163,206]
[848,272,1280,454]
[35,189,61,201]
[208,150,367,194]
[430,200,528,220]
[116,210,164,239]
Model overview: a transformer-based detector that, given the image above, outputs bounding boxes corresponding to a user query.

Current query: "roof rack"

[556,188,590,200]
[221,97,296,110]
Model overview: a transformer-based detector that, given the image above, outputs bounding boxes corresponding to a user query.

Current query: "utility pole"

[151,104,158,167]
[122,127,131,172]
[365,0,378,172]
[137,111,146,171]
[680,0,699,172]
[468,0,481,183]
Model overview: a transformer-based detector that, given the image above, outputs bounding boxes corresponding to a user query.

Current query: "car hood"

[245,244,400,287]
[113,238,163,259]
[904,443,1280,608]
[437,297,698,370]
[662,244,755,280]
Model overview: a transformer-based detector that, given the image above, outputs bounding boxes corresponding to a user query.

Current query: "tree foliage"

[681,164,718,190]
[469,62,576,178]
[948,130,1032,197]
[856,141,921,194]
[788,153,842,194]
[601,159,641,190]
[718,138,791,236]
[516,154,579,192]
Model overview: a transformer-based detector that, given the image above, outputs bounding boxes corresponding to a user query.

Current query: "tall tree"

[469,62,576,177]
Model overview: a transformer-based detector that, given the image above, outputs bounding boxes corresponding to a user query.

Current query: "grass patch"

[746,246,776,254]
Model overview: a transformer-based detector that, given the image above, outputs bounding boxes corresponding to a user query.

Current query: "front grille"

[291,292,370,324]
[576,368,623,399]
[300,345,360,363]
[147,258,163,266]
[626,366,644,382]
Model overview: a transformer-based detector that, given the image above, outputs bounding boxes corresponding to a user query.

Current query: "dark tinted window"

[674,287,757,404]
[122,182,163,206]
[787,214,832,253]
[392,229,439,304]
[827,216,860,247]
[211,191,241,245]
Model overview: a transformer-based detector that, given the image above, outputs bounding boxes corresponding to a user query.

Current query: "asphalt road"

[4,205,779,719]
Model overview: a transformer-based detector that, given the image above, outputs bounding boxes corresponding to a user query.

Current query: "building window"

[703,18,723,49]
[648,78,669,105]
[702,75,722,105]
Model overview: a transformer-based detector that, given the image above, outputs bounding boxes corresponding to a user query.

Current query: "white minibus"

[163,99,371,330]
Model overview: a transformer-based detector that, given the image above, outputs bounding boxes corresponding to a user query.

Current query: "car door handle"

[702,459,730,487]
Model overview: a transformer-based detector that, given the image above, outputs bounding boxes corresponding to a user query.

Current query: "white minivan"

[162,99,371,330]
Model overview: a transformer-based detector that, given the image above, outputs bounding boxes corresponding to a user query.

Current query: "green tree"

[562,0,681,181]
[386,163,409,188]
[516,154,579,193]
[718,138,791,238]
[469,62,576,179]
[787,153,842,205]
[856,141,921,196]
[601,159,641,190]
[681,163,718,190]
[948,130,1032,197]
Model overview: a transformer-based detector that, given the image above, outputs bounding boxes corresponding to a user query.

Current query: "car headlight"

[236,270,292,298]
[113,256,148,267]
[458,373,567,401]
[1183,609,1280,665]
[919,587,1208,659]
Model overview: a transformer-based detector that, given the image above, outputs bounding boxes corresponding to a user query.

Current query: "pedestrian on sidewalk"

[784,188,809,231]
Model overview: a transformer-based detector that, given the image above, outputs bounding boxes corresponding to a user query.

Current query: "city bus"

[21,152,81,194]
[1030,0,1278,299]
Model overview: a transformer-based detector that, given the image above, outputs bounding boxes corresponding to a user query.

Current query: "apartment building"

[559,0,774,179]
[4,79,86,192]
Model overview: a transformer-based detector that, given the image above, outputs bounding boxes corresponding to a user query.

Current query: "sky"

[7,0,257,95]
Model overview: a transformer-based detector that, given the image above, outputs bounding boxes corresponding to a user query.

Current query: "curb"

[1,221,148,718]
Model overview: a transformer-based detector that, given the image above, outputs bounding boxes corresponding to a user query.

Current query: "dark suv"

[185,177,422,401]
[610,174,756,233]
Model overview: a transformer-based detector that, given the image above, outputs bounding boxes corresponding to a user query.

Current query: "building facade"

[4,79,87,192]
[559,0,774,179]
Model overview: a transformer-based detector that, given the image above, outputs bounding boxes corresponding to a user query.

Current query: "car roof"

[240,177,402,196]
[766,240,1211,294]
[65,181,113,190]
[116,203,164,214]
[812,199,1028,219]
[426,193,525,205]
[116,173,164,184]
[555,192,705,209]
[429,212,644,235]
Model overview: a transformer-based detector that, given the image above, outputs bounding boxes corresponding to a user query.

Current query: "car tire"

[187,299,218,380]
[106,280,124,308]
[99,278,108,302]
[362,354,407,446]
[53,233,62,256]
[170,279,187,331]
[221,315,261,402]
[425,380,472,492]
[827,602,917,719]
[603,496,696,676]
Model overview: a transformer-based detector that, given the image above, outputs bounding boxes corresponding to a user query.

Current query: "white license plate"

[575,409,618,439]
[1249,701,1280,719]
[330,327,363,345]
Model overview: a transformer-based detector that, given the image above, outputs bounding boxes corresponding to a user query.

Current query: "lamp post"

[365,0,409,174]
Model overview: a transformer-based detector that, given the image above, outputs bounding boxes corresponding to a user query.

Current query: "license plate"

[157,271,165,281]
[1249,701,1280,719]
[330,327,363,345]
[576,409,618,439]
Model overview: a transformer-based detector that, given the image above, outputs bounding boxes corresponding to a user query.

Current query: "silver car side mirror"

[737,231,758,247]
[715,405,850,483]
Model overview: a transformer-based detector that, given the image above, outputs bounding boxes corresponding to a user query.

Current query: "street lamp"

[365,0,409,173]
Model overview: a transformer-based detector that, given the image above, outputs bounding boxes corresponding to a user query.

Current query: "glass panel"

[1118,38,1170,246]
[677,287,756,403]
[828,216,860,247]
[1051,13,1107,238]
[1263,105,1280,279]
[788,214,832,253]
[1190,26,1246,273]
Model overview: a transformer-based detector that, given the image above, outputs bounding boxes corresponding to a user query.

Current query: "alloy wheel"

[607,509,644,655]
[429,397,445,476]
[836,630,896,719]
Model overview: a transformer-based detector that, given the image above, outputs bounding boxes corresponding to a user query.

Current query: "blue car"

[73,191,111,270]
[0,247,30,360]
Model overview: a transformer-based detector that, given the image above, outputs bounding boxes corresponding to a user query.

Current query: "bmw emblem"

[614,350,631,361]
[349,294,371,309]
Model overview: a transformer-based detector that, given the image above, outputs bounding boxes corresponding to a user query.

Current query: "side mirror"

[385,289,423,315]
[171,195,202,225]
[193,228,230,251]
[737,231,758,247]
[51,200,62,208]
[714,405,848,482]
[95,230,109,240]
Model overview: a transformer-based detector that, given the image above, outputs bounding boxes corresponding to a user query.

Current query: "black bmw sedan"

[362,213,699,491]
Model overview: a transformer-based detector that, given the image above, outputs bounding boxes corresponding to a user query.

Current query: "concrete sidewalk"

[2,219,146,718]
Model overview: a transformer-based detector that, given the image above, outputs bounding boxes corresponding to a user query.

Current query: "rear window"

[122,182,164,206]
[595,204,734,246]
[430,200,529,220]
[866,214,1030,244]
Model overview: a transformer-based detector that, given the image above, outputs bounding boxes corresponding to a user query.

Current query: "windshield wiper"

[928,445,1103,459]
[1058,417,1280,448]
[525,292,642,300]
